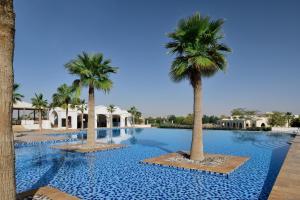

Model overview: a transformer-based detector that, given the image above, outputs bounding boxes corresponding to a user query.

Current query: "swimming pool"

[15,129,292,199]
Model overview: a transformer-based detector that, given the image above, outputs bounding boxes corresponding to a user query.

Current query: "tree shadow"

[131,138,173,153]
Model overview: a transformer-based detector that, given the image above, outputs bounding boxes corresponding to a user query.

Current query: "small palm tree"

[52,84,74,129]
[128,106,139,127]
[107,104,116,128]
[286,112,293,127]
[31,93,48,132]
[13,83,24,103]
[65,52,118,146]
[71,98,87,130]
[166,12,231,161]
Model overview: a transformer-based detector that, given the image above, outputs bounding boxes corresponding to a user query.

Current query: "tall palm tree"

[52,84,74,129]
[13,83,24,103]
[31,93,48,132]
[107,104,116,128]
[71,98,87,130]
[0,0,16,198]
[128,106,138,127]
[166,13,231,161]
[65,52,118,146]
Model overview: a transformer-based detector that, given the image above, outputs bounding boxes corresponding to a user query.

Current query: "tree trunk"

[65,106,68,129]
[132,116,135,127]
[0,0,16,198]
[81,111,84,130]
[110,113,113,128]
[87,86,95,146]
[39,109,42,132]
[190,75,204,161]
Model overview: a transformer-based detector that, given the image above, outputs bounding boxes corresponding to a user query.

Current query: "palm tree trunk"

[110,113,113,128]
[39,109,42,132]
[190,76,204,161]
[132,116,135,127]
[65,106,68,129]
[81,111,84,130]
[0,0,16,198]
[87,85,95,146]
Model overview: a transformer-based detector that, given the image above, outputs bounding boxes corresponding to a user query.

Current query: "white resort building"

[49,105,132,129]
[13,101,133,130]
[218,116,270,129]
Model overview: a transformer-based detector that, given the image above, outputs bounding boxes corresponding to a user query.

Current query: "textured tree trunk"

[39,109,42,132]
[132,116,135,127]
[0,0,16,198]
[87,86,95,146]
[65,106,68,129]
[81,111,83,130]
[190,75,204,161]
[110,114,112,128]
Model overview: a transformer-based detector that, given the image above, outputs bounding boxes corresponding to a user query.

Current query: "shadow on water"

[258,144,290,200]
[30,155,65,190]
[130,138,173,153]
[30,151,84,190]
[231,131,260,143]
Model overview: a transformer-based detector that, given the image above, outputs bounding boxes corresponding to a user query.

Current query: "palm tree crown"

[52,84,74,109]
[166,12,231,85]
[128,106,138,116]
[107,104,116,114]
[31,93,48,110]
[65,52,118,92]
[13,83,24,103]
[71,98,86,112]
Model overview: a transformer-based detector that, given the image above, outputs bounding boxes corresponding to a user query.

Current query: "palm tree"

[71,98,87,130]
[107,104,116,144]
[65,52,118,146]
[286,112,293,127]
[13,83,24,103]
[107,104,116,128]
[0,0,16,198]
[52,84,74,129]
[166,13,231,161]
[128,106,139,127]
[31,93,48,132]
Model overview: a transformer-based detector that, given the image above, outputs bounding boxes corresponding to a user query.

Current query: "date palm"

[128,106,139,127]
[31,93,48,132]
[13,83,24,103]
[107,104,116,128]
[71,98,86,130]
[0,0,16,198]
[166,12,231,161]
[107,104,116,143]
[65,52,118,146]
[52,84,74,129]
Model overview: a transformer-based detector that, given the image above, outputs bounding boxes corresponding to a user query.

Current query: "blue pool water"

[15,129,292,200]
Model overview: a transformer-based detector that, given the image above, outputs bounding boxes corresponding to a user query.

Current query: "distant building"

[218,115,269,129]
[218,112,297,129]
[13,101,132,130]
[49,105,132,129]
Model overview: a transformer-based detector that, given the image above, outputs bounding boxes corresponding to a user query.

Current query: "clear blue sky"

[14,0,300,117]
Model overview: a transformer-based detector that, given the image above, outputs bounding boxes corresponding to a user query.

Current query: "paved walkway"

[17,186,79,200]
[268,135,300,200]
